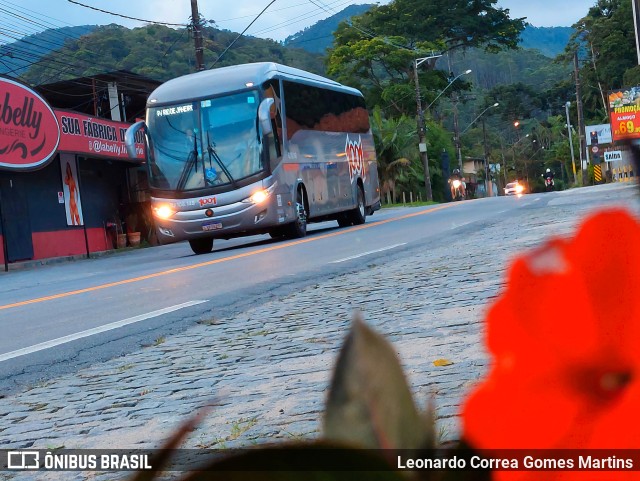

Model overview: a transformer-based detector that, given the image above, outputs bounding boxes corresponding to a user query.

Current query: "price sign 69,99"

[609,87,640,141]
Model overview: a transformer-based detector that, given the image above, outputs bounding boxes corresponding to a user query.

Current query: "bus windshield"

[147,90,263,191]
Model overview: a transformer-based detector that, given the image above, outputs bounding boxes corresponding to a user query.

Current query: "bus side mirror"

[258,98,274,136]
[125,121,147,159]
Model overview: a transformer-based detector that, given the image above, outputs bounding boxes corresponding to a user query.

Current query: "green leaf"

[324,314,433,450]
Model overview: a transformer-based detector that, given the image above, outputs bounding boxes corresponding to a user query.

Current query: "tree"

[563,0,638,122]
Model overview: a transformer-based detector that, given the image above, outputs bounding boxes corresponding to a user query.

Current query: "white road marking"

[0,300,208,362]
[330,243,407,264]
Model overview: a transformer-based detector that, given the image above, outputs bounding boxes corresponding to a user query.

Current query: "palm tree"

[370,107,419,203]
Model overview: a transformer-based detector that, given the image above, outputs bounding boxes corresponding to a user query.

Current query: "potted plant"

[125,211,141,247]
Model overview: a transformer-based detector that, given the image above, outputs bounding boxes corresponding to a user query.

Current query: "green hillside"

[22,24,325,85]
[0,25,96,76]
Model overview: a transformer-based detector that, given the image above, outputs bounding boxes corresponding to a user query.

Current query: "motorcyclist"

[449,169,466,200]
[542,168,554,190]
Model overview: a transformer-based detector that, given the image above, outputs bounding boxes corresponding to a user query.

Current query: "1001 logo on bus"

[345,135,365,183]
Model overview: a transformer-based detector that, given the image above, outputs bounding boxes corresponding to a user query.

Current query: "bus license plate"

[202,221,222,231]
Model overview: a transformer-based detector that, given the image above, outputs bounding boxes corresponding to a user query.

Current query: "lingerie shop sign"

[0,77,60,171]
[55,110,146,161]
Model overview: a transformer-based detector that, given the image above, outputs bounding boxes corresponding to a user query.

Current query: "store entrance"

[0,177,34,261]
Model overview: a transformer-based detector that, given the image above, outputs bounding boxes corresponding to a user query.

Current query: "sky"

[11,0,596,44]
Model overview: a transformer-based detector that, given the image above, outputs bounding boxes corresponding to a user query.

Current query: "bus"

[125,62,380,254]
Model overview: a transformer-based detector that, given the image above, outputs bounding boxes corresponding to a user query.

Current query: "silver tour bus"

[126,62,380,254]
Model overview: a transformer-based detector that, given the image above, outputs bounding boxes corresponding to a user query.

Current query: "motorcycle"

[544,176,554,192]
[451,179,465,201]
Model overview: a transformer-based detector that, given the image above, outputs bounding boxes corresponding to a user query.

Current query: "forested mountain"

[20,24,325,85]
[452,47,569,91]
[519,26,573,58]
[284,5,573,58]
[0,25,96,76]
[283,4,373,53]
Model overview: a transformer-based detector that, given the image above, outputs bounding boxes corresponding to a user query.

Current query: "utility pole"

[633,0,640,64]
[482,119,493,197]
[191,0,205,71]
[452,93,463,173]
[565,101,577,184]
[447,53,464,176]
[574,51,587,185]
[413,55,441,202]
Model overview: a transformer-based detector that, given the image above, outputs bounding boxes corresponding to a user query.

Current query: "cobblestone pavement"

[1,184,638,480]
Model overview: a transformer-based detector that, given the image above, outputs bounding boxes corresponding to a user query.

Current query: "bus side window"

[263,81,283,166]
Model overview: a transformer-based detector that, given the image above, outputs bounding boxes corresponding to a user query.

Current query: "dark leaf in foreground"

[324,314,433,450]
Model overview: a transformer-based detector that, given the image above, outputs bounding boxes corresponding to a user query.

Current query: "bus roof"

[147,62,363,106]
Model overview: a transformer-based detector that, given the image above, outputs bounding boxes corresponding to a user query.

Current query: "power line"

[250,0,351,37]
[209,0,277,69]
[66,0,188,27]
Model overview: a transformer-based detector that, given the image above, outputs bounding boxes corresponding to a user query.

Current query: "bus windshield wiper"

[176,135,200,190]
[206,132,237,187]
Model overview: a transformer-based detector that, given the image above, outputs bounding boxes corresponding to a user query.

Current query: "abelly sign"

[0,77,60,171]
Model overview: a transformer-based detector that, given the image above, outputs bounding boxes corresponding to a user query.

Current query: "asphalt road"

[0,187,629,394]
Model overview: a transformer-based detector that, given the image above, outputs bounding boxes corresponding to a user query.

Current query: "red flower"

[462,209,640,480]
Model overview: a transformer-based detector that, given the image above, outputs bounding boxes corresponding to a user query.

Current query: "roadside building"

[0,72,159,269]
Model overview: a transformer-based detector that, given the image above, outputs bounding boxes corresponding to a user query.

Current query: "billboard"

[585,124,612,145]
[608,88,640,141]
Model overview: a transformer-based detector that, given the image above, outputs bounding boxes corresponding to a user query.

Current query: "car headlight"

[152,204,175,219]
[515,185,524,193]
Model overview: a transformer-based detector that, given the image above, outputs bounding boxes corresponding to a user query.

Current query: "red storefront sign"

[55,110,145,160]
[0,77,60,170]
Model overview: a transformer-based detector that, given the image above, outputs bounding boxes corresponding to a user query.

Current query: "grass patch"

[197,317,220,326]
[117,364,135,373]
[250,330,270,337]
[228,417,259,441]
[195,417,259,449]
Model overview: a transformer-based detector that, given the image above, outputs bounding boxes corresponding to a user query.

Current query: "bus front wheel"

[189,237,214,255]
[286,189,307,238]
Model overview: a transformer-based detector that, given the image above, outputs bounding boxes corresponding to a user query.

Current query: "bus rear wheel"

[189,237,214,255]
[348,186,366,225]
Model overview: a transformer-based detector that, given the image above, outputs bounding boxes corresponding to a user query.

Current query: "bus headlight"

[243,189,269,204]
[152,204,175,219]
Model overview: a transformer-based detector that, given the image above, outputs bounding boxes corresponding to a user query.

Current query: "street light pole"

[425,69,472,111]
[413,55,442,202]
[565,101,577,184]
[459,102,499,197]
